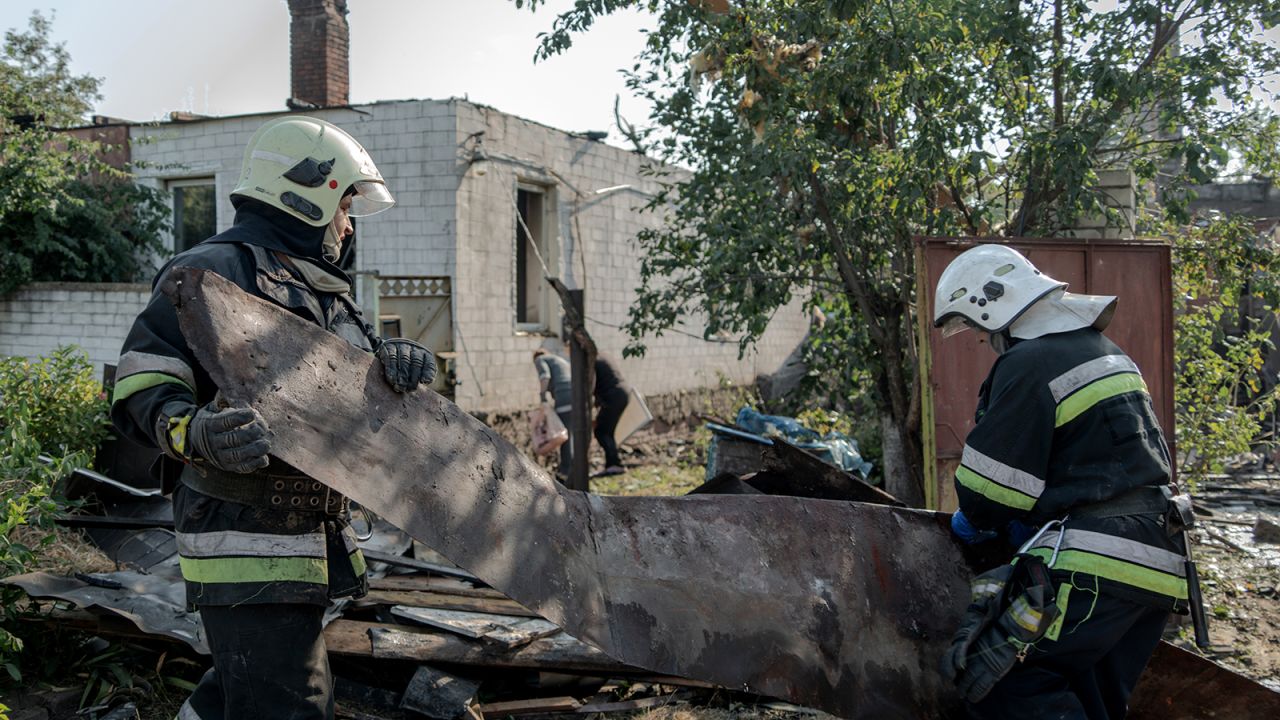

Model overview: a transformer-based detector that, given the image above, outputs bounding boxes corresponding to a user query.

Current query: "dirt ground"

[1179,466,1280,692]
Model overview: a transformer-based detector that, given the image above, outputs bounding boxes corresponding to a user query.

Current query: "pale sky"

[0,0,653,143]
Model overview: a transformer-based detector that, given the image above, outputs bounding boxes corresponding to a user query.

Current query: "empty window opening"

[169,178,216,253]
[516,187,548,327]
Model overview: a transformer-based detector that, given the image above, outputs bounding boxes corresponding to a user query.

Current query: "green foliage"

[0,12,169,296]
[0,346,108,684]
[1171,216,1280,485]
[517,0,1280,500]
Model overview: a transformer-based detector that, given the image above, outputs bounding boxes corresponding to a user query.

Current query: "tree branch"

[805,172,889,349]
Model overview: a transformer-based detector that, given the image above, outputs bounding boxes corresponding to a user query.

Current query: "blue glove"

[951,510,998,545]
[1006,519,1037,548]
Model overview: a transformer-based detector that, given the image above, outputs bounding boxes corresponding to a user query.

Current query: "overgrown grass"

[593,464,706,497]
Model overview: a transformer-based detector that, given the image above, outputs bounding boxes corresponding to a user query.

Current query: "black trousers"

[594,387,629,468]
[180,603,332,719]
[969,583,1169,720]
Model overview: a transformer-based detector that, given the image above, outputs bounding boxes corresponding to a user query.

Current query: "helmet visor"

[939,315,974,338]
[348,180,396,217]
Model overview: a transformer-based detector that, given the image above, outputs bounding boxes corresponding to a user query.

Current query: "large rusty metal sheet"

[164,268,1280,719]
[165,267,970,718]
[1129,642,1280,719]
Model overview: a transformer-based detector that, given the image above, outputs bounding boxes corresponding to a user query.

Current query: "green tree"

[516,0,1280,502]
[0,11,168,296]
[1171,216,1280,485]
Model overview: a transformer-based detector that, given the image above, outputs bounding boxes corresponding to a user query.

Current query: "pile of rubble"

[4,470,802,720]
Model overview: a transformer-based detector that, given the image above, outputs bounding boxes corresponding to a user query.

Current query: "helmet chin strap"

[322,218,343,263]
[989,330,1012,355]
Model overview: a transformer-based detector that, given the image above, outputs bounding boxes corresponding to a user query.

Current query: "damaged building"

[0,0,806,415]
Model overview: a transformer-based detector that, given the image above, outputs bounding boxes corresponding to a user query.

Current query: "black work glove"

[940,564,1012,686]
[187,403,272,474]
[943,557,1059,704]
[377,338,437,393]
[951,624,1023,703]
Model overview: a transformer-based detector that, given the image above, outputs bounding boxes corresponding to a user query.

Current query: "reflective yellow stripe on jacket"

[1050,354,1148,427]
[956,444,1045,511]
[1025,528,1188,600]
[112,351,196,403]
[176,529,328,585]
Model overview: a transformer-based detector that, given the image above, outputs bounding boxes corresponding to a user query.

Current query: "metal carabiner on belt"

[352,504,376,542]
[1016,516,1069,568]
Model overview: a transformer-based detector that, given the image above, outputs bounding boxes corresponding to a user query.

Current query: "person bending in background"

[593,354,630,477]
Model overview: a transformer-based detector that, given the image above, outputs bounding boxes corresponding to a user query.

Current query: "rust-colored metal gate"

[915,237,1175,511]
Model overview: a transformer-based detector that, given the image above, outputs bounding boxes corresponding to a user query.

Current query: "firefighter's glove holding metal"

[377,338,436,393]
[187,403,272,474]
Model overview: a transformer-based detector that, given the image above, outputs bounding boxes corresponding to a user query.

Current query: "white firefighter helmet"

[933,244,1117,340]
[231,115,394,227]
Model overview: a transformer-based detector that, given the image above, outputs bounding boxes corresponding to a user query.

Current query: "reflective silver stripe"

[252,148,294,165]
[1048,355,1140,403]
[1008,597,1044,632]
[1029,528,1185,576]
[117,350,196,389]
[971,581,1003,601]
[961,445,1045,499]
[176,529,327,559]
[972,581,1003,596]
[177,700,203,720]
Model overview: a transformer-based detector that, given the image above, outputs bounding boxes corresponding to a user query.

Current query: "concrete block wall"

[452,101,807,413]
[130,101,459,279]
[2,99,805,414]
[0,283,150,376]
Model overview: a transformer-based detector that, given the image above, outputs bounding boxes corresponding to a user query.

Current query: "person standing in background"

[532,348,573,480]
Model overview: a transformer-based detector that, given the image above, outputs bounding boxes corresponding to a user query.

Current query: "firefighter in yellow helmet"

[112,116,434,718]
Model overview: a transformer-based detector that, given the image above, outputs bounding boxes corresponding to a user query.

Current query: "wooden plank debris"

[357,590,540,618]
[329,621,629,673]
[576,696,676,713]
[369,576,502,598]
[390,606,560,648]
[478,697,582,717]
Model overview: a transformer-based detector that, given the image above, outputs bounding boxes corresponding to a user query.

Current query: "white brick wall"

[129,101,459,279]
[0,283,150,375]
[2,99,806,412]
[451,101,807,412]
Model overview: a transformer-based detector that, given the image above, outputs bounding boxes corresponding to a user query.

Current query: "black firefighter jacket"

[954,328,1188,611]
[111,200,377,608]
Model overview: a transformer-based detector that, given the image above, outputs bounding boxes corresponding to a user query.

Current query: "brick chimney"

[287,0,349,108]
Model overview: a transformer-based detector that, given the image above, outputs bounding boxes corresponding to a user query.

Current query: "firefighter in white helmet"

[112,116,434,719]
[934,244,1196,719]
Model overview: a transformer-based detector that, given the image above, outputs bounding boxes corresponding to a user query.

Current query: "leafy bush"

[0,13,169,297]
[0,346,108,682]
[1172,216,1280,485]
[0,177,170,296]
